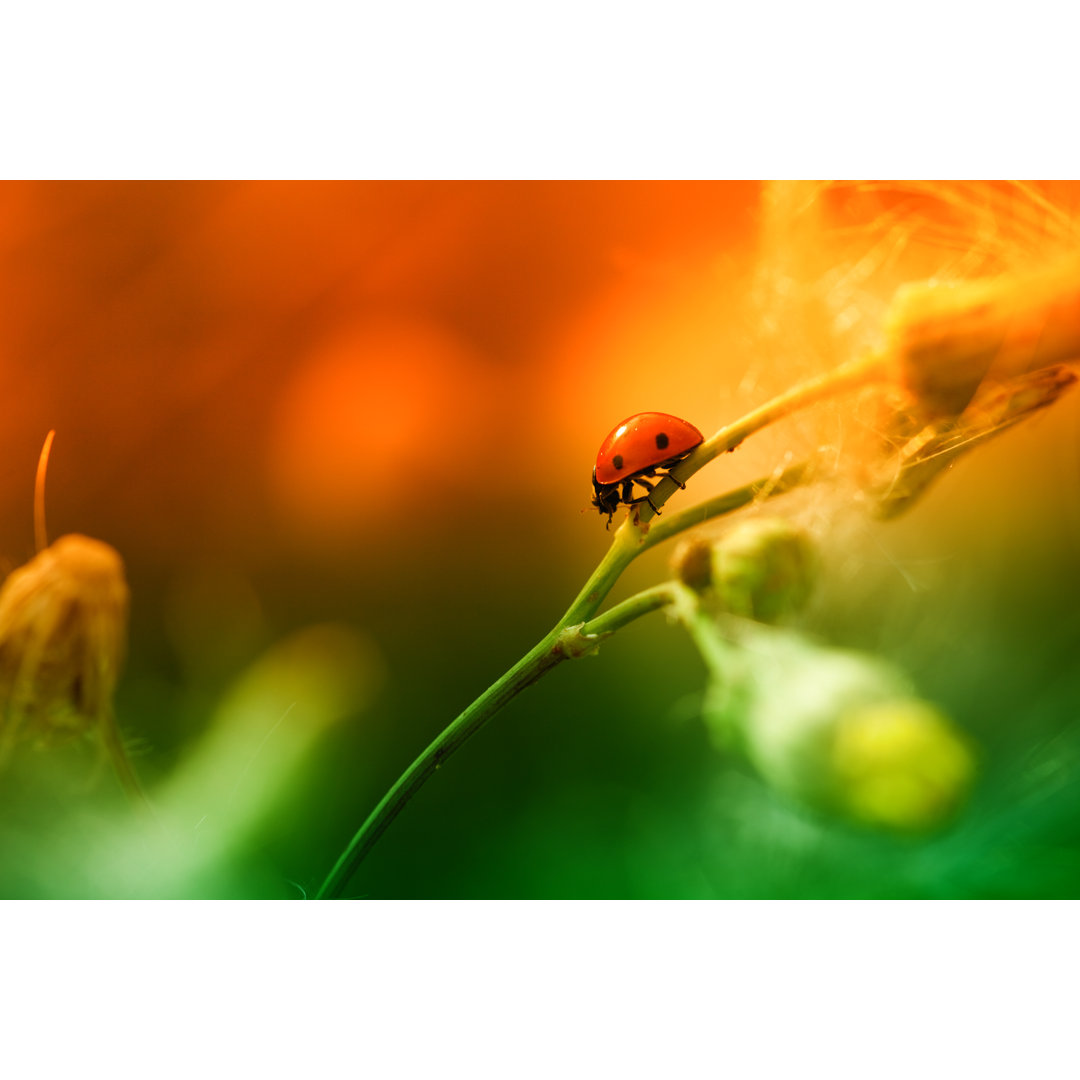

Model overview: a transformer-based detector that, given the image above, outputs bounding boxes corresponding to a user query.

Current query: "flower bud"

[701,624,974,831]
[829,700,975,830]
[710,518,817,624]
[671,537,713,592]
[672,519,817,624]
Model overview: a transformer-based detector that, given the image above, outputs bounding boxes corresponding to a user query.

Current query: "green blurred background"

[0,181,1077,898]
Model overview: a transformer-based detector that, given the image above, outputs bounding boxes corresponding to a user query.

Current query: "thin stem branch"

[34,429,55,555]
[577,583,678,639]
[638,459,815,553]
[636,351,893,524]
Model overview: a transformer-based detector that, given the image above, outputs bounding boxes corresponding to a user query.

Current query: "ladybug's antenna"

[34,429,55,554]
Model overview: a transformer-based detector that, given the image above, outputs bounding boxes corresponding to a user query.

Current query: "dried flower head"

[865,364,1078,518]
[848,251,1080,518]
[887,252,1080,421]
[0,432,148,810]
[0,534,129,759]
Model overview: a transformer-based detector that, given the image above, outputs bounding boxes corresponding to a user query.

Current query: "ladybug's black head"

[591,468,620,525]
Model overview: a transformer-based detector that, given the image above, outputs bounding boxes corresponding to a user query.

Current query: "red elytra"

[594,412,704,484]
[591,412,704,524]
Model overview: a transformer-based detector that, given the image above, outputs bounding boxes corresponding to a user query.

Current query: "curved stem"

[316,636,565,899]
[576,583,677,638]
[315,462,814,898]
[639,458,814,553]
[34,429,55,554]
[317,579,689,900]
[636,351,892,524]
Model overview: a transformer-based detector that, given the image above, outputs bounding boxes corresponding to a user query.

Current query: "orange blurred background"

[0,183,768,844]
[0,182,776,720]
[0,183,772,561]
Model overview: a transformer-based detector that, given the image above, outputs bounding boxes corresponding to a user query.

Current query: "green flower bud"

[701,624,975,831]
[710,518,817,624]
[830,700,975,830]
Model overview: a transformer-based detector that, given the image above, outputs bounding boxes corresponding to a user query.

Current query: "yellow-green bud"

[702,626,975,832]
[710,518,817,624]
[830,700,975,830]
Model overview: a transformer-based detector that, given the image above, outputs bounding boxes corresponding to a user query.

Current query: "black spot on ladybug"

[613,453,624,470]
[655,432,669,451]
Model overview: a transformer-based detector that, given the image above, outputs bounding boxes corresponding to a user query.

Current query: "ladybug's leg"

[624,476,663,516]
[640,466,686,499]
[624,476,655,500]
[652,457,689,489]
[636,464,686,493]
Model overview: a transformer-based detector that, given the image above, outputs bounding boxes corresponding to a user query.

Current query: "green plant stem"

[577,583,678,638]
[639,459,814,551]
[314,464,810,899]
[316,357,891,898]
[637,351,892,524]
[315,636,564,899]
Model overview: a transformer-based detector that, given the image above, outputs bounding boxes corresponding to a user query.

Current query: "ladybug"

[591,412,704,525]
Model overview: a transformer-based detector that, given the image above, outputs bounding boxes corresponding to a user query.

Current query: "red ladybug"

[591,412,704,525]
